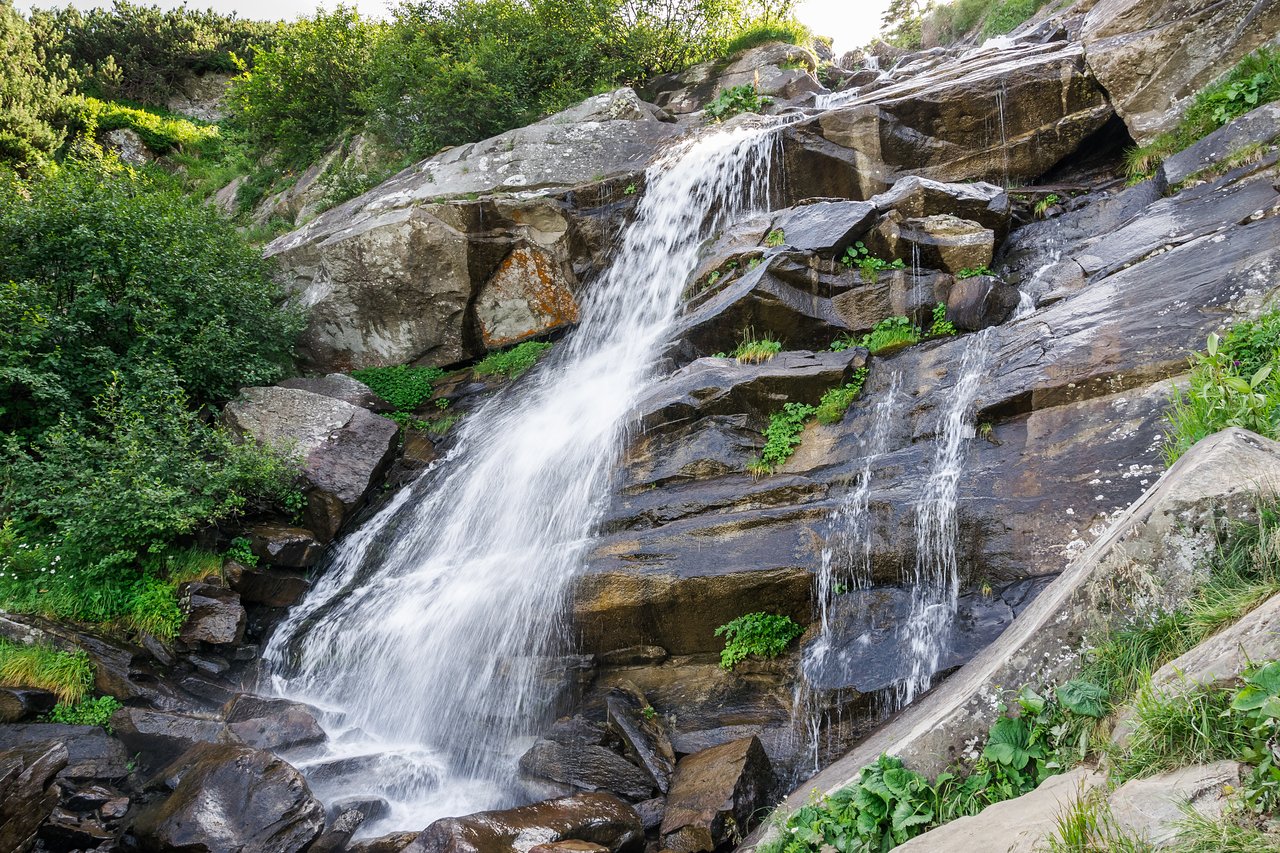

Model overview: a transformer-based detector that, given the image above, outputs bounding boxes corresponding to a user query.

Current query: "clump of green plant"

[351,364,446,412]
[1125,46,1280,182]
[765,228,785,247]
[956,266,994,279]
[225,537,258,568]
[1042,787,1151,853]
[731,331,783,364]
[47,695,123,730]
[714,612,804,670]
[0,640,94,703]
[706,84,770,121]
[927,302,957,338]
[1034,193,1061,218]
[815,368,868,425]
[749,402,816,475]
[1163,314,1280,464]
[722,18,812,56]
[473,340,554,379]
[859,316,921,354]
[841,241,906,282]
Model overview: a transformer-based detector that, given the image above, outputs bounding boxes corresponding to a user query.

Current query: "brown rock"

[406,792,643,853]
[247,523,325,568]
[477,244,579,349]
[178,582,246,646]
[660,737,772,852]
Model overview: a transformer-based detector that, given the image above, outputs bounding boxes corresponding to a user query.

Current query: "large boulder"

[221,693,327,752]
[1081,0,1280,145]
[223,386,399,539]
[246,522,326,568]
[606,682,676,795]
[404,792,644,853]
[111,706,227,769]
[0,688,55,723]
[278,373,393,412]
[0,742,67,853]
[0,725,128,783]
[178,582,246,646]
[132,742,325,853]
[644,42,821,115]
[518,739,657,801]
[660,737,773,852]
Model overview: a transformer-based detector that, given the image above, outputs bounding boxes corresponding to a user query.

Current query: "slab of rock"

[879,214,994,274]
[278,373,393,412]
[1161,101,1280,186]
[660,736,772,852]
[1082,0,1280,145]
[945,275,1020,331]
[178,582,246,645]
[768,201,877,255]
[1149,590,1280,696]
[606,682,676,794]
[224,386,399,539]
[0,742,67,853]
[872,176,1011,239]
[222,694,327,751]
[111,706,226,769]
[0,687,55,723]
[476,244,579,349]
[229,565,312,608]
[247,522,327,568]
[830,269,951,332]
[518,739,656,801]
[133,742,325,853]
[1108,761,1241,847]
[405,792,643,853]
[0,724,127,782]
[645,42,820,115]
[350,832,421,853]
[893,767,1105,852]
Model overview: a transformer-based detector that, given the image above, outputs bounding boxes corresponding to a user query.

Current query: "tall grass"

[723,18,811,56]
[0,639,94,703]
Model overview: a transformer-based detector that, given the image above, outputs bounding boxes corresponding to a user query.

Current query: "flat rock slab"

[0,725,127,782]
[1108,761,1241,848]
[405,792,644,853]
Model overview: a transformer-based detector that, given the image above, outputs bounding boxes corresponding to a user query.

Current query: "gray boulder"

[221,694,327,752]
[278,373,393,412]
[518,739,657,801]
[178,582,246,646]
[645,42,820,115]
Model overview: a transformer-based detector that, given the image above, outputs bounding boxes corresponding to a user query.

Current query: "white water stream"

[264,121,787,829]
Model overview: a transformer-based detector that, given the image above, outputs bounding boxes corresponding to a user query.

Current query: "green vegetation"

[731,331,783,363]
[901,0,1051,48]
[1042,788,1150,853]
[1163,312,1280,464]
[1126,46,1280,183]
[927,302,957,338]
[352,364,446,413]
[749,401,816,475]
[841,241,906,282]
[0,1,70,169]
[48,694,123,730]
[956,265,994,279]
[815,368,868,425]
[1034,193,1061,218]
[857,317,922,354]
[722,16,810,55]
[765,228,785,247]
[714,611,804,669]
[0,639,93,703]
[706,84,770,121]
[473,340,555,379]
[225,537,258,568]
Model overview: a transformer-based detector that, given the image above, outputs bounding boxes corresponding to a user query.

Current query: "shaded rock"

[1081,0,1280,145]
[598,647,669,667]
[38,804,117,850]
[310,805,371,853]
[477,244,579,349]
[893,768,1105,852]
[632,798,665,833]
[278,373,393,412]
[831,269,951,332]
[529,841,608,853]
[165,72,230,122]
[247,522,326,568]
[0,687,55,723]
[133,742,324,853]
[645,42,820,115]
[223,386,399,539]
[350,832,421,853]
[0,725,127,782]
[606,682,676,794]
[328,796,391,824]
[945,275,1020,331]
[405,792,643,853]
[660,737,772,852]
[546,716,609,746]
[1161,101,1280,187]
[0,742,67,853]
[222,693,327,751]
[768,201,876,254]
[670,726,764,757]
[110,706,226,769]
[178,582,246,645]
[1108,761,1241,847]
[229,565,312,608]
[518,739,656,801]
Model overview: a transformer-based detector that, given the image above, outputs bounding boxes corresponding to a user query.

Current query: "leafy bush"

[815,368,868,425]
[0,160,301,437]
[0,639,93,702]
[749,401,815,475]
[47,694,122,729]
[956,266,994,279]
[714,611,803,669]
[351,364,446,413]
[0,0,70,168]
[722,17,810,55]
[473,340,554,379]
[706,84,770,121]
[979,0,1050,38]
[841,241,905,282]
[765,228,785,247]
[224,537,257,568]
[84,97,220,155]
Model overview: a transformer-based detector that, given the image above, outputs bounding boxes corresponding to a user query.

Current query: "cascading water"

[897,331,991,705]
[792,372,902,773]
[264,120,788,830]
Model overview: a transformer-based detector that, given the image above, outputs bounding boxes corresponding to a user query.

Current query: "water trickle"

[1013,289,1036,320]
[898,331,991,705]
[264,120,788,830]
[995,84,1010,188]
[793,372,902,773]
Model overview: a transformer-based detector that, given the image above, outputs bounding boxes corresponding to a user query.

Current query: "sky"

[16,0,891,53]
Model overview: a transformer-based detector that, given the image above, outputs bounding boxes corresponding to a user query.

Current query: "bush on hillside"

[722,16,811,56]
[0,0,70,168]
[0,160,301,438]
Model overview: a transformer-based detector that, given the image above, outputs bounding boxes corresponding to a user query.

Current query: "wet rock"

[598,647,669,667]
[310,805,371,853]
[644,42,820,116]
[632,798,665,833]
[110,706,226,769]
[768,201,877,255]
[133,742,325,853]
[278,373,393,412]
[518,739,656,801]
[660,737,772,852]
[476,244,579,349]
[0,687,56,723]
[178,582,246,646]
[230,565,312,608]
[327,796,391,824]
[405,792,644,853]
[830,269,951,332]
[0,725,127,782]
[945,275,1020,331]
[223,386,399,539]
[221,693,327,751]
[0,742,67,853]
[247,522,326,568]
[1081,0,1280,144]
[350,832,422,853]
[546,716,609,746]
[38,805,116,850]
[605,682,676,794]
[529,841,609,853]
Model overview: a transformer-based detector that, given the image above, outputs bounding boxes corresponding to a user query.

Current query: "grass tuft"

[473,340,554,379]
[0,639,94,703]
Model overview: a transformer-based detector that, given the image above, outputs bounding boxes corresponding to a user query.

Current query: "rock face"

[132,742,325,853]
[266,88,675,372]
[644,42,820,115]
[405,793,644,853]
[1146,590,1280,698]
[1108,761,1241,846]
[223,386,399,539]
[178,582,246,645]
[660,737,773,852]
[0,725,128,783]
[1081,0,1280,144]
[0,742,67,853]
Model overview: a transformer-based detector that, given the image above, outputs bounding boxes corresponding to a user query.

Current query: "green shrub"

[956,266,994,279]
[706,84,769,121]
[765,228,785,247]
[714,611,803,669]
[815,368,868,425]
[473,340,554,379]
[0,160,301,437]
[47,694,122,729]
[224,537,257,568]
[0,1,69,168]
[749,401,815,475]
[0,639,93,703]
[841,241,905,282]
[351,364,446,413]
[85,97,220,155]
[722,17,811,55]
[980,0,1050,38]
[927,302,957,338]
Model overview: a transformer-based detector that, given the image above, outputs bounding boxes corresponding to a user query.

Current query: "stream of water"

[263,121,787,830]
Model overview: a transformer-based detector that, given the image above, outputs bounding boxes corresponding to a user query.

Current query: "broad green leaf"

[1057,679,1109,718]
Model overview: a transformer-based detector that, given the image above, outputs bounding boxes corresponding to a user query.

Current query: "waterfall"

[263,120,787,829]
[793,372,902,774]
[1013,289,1036,320]
[898,332,990,705]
